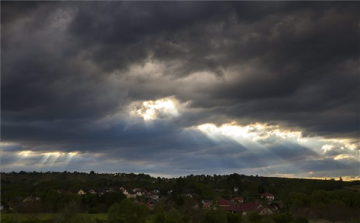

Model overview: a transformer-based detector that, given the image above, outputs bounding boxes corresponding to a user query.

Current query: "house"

[258,206,273,215]
[97,188,107,196]
[65,189,74,194]
[77,189,86,196]
[261,193,275,201]
[193,203,199,210]
[120,188,136,198]
[202,200,213,209]
[232,197,244,203]
[120,188,129,196]
[204,198,265,216]
[133,189,146,197]
[106,188,116,193]
[127,190,136,199]
[88,189,97,195]
[203,198,234,210]
[2,203,13,212]
[146,191,159,200]
[223,203,262,216]
[146,201,156,210]
[269,202,280,213]
[217,199,231,207]
[23,196,41,203]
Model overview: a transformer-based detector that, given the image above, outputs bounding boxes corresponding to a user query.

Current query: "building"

[232,196,244,203]
[77,189,86,196]
[261,193,275,201]
[223,203,262,216]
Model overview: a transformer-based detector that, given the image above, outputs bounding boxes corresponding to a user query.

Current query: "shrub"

[272,212,293,223]
[108,199,149,223]
[248,212,262,223]
[294,217,308,223]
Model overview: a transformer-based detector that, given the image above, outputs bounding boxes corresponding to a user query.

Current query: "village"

[88,186,277,215]
[2,172,359,223]
[9,185,281,217]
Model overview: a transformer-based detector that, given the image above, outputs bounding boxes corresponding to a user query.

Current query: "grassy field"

[1,213,108,222]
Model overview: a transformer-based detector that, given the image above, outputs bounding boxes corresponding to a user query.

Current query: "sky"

[1,1,359,180]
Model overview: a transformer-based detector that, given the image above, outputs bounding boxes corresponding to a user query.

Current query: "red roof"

[218,199,231,206]
[233,197,244,201]
[203,201,212,208]
[223,203,261,213]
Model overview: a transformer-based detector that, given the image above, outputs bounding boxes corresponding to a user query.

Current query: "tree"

[44,189,62,212]
[227,212,242,223]
[201,209,227,223]
[166,208,185,223]
[294,217,309,223]
[63,202,80,222]
[194,183,214,199]
[85,194,98,209]
[258,184,265,194]
[272,212,293,223]
[153,213,166,223]
[68,214,96,223]
[260,217,276,223]
[227,173,244,194]
[248,212,262,223]
[100,191,126,209]
[108,199,149,223]
[287,192,311,208]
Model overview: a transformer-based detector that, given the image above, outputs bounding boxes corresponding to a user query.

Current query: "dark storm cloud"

[1,1,359,176]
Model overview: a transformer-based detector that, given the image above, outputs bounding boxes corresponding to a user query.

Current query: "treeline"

[287,190,360,222]
[1,198,311,223]
[1,171,351,202]
[3,196,360,223]
[1,172,360,223]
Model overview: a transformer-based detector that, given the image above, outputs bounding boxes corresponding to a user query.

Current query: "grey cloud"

[1,1,359,177]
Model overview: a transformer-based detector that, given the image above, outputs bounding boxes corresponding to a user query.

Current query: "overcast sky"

[1,1,359,180]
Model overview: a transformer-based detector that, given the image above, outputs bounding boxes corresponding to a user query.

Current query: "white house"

[23,196,41,203]
[147,191,159,200]
[77,189,86,196]
[261,193,275,201]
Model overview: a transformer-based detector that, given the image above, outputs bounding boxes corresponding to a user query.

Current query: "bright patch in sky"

[197,123,303,142]
[196,122,359,159]
[18,150,34,157]
[334,154,353,160]
[130,97,181,121]
[17,150,79,166]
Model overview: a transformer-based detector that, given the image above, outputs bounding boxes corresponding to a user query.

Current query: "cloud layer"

[1,2,359,179]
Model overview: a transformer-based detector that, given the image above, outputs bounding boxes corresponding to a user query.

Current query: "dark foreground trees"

[108,199,149,223]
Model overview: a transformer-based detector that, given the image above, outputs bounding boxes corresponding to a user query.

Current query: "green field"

[2,214,355,223]
[1,213,108,223]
